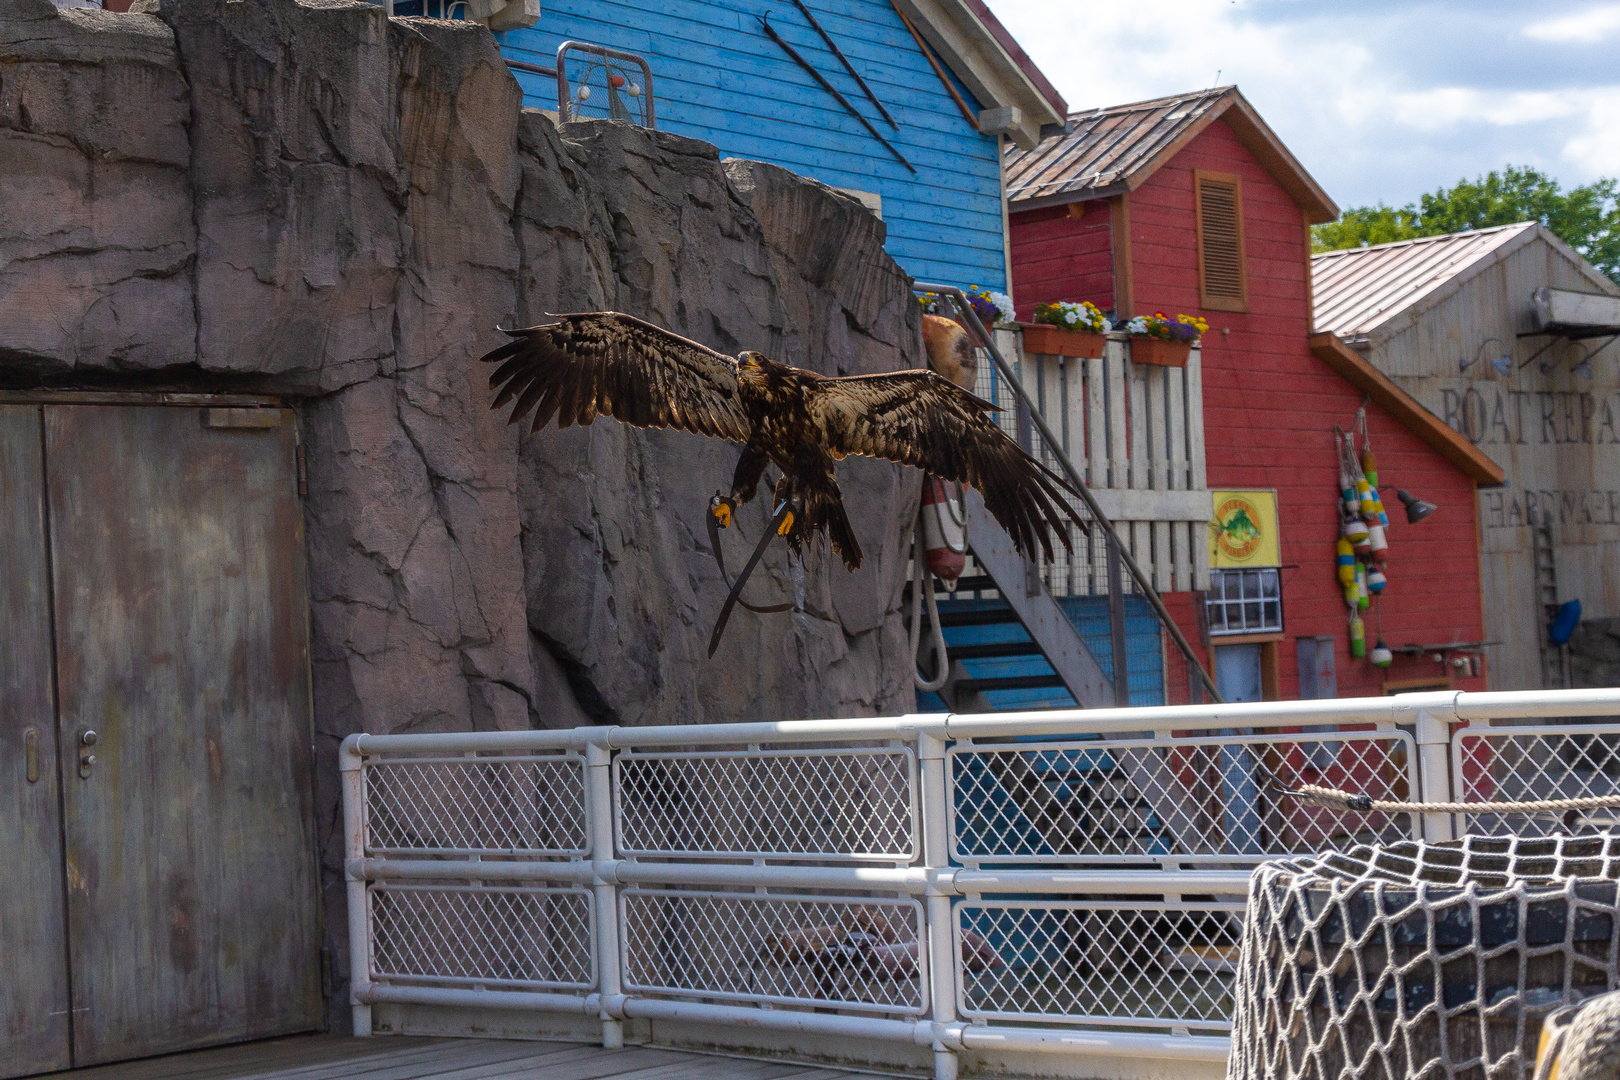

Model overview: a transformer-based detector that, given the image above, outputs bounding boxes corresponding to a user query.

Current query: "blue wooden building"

[489,0,1065,290]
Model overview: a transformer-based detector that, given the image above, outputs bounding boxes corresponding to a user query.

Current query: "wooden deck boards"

[60,1035,880,1080]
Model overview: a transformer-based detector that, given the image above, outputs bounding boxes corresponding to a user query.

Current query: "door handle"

[24,728,39,784]
[79,729,97,779]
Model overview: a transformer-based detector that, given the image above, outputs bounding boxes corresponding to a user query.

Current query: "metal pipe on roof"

[759,13,917,172]
[888,1,979,132]
[789,0,898,129]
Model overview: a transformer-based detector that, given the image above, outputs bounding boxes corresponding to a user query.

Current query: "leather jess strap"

[706,496,796,657]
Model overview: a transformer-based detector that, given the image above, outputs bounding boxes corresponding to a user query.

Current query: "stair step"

[942,575,998,593]
[947,640,1046,661]
[937,606,1027,628]
[956,674,1070,692]
[901,575,999,602]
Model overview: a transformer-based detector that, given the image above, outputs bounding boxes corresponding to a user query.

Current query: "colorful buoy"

[1366,566,1387,594]
[1367,524,1389,565]
[1370,639,1393,668]
[1344,516,1371,555]
[1337,538,1356,587]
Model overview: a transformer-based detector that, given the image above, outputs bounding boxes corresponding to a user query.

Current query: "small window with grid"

[1207,568,1282,635]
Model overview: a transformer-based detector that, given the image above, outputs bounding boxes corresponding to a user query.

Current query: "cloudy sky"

[992,0,1620,214]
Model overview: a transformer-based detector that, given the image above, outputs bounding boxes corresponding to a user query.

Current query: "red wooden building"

[1005,88,1505,703]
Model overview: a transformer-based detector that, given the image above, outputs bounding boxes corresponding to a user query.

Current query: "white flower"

[1126,317,1148,335]
[988,291,1016,326]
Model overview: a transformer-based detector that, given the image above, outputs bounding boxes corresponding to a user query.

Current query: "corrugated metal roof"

[1310,223,1537,340]
[1004,87,1234,207]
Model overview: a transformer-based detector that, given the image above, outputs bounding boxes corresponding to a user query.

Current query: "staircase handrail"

[913,282,1223,704]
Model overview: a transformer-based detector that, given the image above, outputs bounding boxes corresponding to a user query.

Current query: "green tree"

[1312,165,1620,281]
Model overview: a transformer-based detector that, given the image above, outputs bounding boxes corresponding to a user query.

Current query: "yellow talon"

[776,510,795,536]
[712,501,732,529]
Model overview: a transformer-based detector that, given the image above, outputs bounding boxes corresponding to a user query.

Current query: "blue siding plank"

[496,0,1009,289]
[521,0,986,124]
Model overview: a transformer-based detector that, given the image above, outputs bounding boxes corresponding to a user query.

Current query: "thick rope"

[908,513,950,693]
[1286,782,1620,815]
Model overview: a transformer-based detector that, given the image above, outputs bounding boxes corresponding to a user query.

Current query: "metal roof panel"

[1310,224,1538,339]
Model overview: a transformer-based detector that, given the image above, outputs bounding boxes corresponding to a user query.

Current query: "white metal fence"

[342,689,1620,1079]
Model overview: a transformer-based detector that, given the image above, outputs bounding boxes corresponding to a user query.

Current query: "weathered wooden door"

[0,401,320,1073]
[0,405,73,1076]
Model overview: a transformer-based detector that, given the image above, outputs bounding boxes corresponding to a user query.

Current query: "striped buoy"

[1367,524,1389,565]
[1344,515,1370,555]
[1337,538,1356,587]
[920,476,966,582]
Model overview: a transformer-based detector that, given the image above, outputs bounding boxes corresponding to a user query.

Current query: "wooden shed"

[1005,87,1505,704]
[1313,223,1620,690]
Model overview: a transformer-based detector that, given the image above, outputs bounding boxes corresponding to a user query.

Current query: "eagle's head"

[736,351,771,388]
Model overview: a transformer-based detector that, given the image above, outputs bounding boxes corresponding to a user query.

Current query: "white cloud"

[1560,88,1620,173]
[991,0,1620,207]
[1389,88,1583,130]
[1524,5,1620,42]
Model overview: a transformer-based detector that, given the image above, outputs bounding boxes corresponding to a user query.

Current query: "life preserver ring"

[920,476,966,583]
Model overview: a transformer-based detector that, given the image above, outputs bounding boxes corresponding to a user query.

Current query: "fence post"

[1107,533,1130,707]
[1415,708,1455,842]
[586,739,625,1049]
[340,739,372,1037]
[917,731,959,1080]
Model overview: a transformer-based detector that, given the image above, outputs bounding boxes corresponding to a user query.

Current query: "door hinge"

[296,444,307,498]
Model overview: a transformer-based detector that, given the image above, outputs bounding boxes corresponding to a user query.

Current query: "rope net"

[1228,834,1620,1080]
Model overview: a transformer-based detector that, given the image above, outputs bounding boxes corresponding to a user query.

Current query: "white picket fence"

[983,330,1211,597]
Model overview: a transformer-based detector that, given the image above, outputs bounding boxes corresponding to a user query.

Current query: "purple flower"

[968,294,998,323]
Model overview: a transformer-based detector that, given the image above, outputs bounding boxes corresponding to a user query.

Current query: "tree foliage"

[1311,166,1620,281]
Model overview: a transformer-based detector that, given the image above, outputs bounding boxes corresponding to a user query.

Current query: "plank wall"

[1008,199,1113,319]
[1022,118,1488,702]
[1365,235,1620,690]
[495,0,1007,289]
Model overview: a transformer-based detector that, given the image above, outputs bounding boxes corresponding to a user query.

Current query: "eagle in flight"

[481,312,1083,571]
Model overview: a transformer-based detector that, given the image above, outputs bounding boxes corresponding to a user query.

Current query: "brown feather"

[806,369,1086,559]
[477,312,751,443]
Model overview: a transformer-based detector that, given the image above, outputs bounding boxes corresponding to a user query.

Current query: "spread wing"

[479,311,752,440]
[807,370,1086,561]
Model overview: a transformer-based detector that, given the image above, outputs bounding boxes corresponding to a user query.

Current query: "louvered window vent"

[1196,171,1248,311]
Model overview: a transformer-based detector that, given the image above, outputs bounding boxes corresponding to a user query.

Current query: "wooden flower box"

[1129,337,1192,367]
[1020,323,1107,358]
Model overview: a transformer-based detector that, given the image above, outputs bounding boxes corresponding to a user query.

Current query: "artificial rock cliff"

[0,0,923,1021]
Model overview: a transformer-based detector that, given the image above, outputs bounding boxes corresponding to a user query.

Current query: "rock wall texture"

[0,0,922,1027]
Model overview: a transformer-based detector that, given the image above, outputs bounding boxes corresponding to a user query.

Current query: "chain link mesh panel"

[365,754,588,856]
[1228,835,1620,1080]
[368,883,595,990]
[620,889,926,1014]
[614,748,917,860]
[957,900,1243,1029]
[1454,726,1620,838]
[950,732,1418,863]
